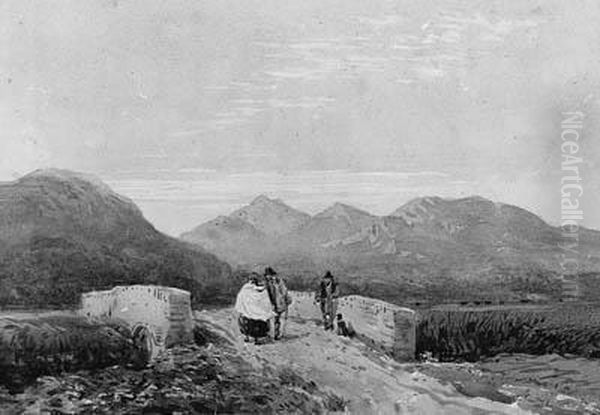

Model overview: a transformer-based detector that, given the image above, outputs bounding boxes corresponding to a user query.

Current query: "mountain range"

[181,195,600,304]
[0,169,233,307]
[2,168,599,308]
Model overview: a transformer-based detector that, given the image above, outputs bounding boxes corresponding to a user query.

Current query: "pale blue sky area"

[1,0,599,235]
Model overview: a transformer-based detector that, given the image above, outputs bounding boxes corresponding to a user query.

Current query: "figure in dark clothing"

[237,314,269,341]
[315,271,338,330]
[235,273,274,344]
[264,267,292,340]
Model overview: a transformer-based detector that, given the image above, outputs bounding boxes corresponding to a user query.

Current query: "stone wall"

[288,291,416,361]
[80,285,193,355]
[338,295,416,361]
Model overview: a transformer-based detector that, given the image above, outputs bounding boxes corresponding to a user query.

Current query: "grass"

[416,303,600,361]
[0,315,145,393]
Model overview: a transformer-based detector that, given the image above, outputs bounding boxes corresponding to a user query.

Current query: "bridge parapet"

[288,291,416,361]
[80,285,194,358]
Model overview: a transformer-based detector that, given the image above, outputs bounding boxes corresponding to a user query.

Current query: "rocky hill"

[0,169,233,307]
[181,215,271,264]
[229,195,311,236]
[296,202,377,245]
[181,195,600,305]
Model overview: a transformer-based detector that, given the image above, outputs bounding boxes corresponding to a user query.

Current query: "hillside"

[0,169,233,307]
[181,215,271,264]
[181,195,600,305]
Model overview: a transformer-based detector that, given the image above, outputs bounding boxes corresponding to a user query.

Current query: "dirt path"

[196,308,533,414]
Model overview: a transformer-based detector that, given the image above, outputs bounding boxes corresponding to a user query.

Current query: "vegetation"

[0,315,146,393]
[0,170,234,309]
[0,321,346,414]
[0,236,235,309]
[276,264,566,307]
[416,303,600,361]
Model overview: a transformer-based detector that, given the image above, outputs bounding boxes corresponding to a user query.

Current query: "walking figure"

[264,267,292,340]
[315,271,338,330]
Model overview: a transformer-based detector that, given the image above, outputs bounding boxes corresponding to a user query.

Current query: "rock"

[453,381,515,404]
[395,393,440,414]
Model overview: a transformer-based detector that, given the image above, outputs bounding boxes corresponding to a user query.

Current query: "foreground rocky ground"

[0,326,345,414]
[3,307,600,414]
[196,308,532,414]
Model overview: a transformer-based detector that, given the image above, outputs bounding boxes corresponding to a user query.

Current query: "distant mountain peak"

[230,195,310,236]
[455,195,494,204]
[250,194,283,206]
[392,195,497,217]
[398,196,443,210]
[317,202,373,219]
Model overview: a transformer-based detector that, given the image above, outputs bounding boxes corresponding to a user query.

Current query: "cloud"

[264,69,328,80]
[267,96,335,109]
[415,66,446,79]
[176,167,217,174]
[250,10,541,87]
[190,7,544,139]
[137,153,167,159]
[203,86,229,92]
[350,15,402,27]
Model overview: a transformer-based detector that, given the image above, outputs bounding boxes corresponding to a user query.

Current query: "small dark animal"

[336,314,355,337]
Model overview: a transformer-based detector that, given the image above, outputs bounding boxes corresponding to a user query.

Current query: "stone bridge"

[79,285,417,362]
[80,285,194,358]
[287,291,416,361]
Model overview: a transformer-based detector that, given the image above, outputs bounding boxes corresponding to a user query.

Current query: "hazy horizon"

[5,167,597,236]
[2,0,599,235]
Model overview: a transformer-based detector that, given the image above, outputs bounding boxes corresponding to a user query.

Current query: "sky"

[1,0,599,235]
